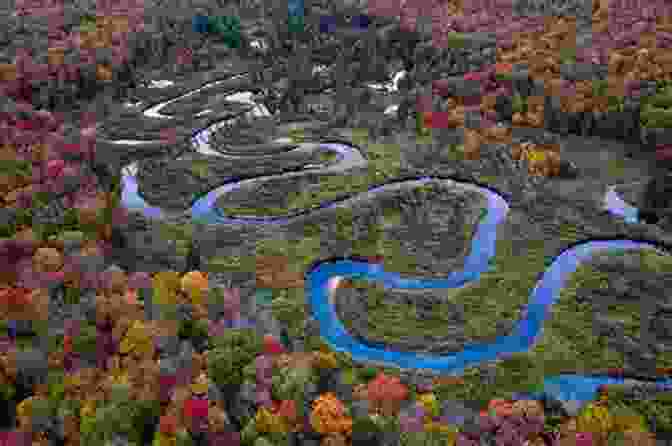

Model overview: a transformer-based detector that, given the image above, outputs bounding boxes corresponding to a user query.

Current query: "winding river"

[113,72,672,406]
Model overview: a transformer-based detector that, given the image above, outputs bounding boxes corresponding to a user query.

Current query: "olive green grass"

[605,157,628,178]
[440,143,466,162]
[445,32,468,50]
[340,279,476,348]
[317,150,339,164]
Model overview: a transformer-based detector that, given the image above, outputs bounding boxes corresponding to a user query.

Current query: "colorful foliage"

[254,406,287,434]
[263,334,286,355]
[310,393,352,436]
[180,271,209,306]
[183,398,209,422]
[313,351,338,370]
[152,271,181,306]
[576,402,614,434]
[417,392,440,419]
[119,319,153,356]
[365,372,409,416]
[159,413,178,436]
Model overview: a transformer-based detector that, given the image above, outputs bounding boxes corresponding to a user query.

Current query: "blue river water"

[116,81,672,407]
[604,185,639,224]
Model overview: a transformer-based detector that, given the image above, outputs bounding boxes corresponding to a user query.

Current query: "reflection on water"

[223,91,271,118]
[188,125,228,157]
[144,74,248,119]
[604,185,639,224]
[195,109,213,116]
[365,70,407,93]
[250,39,267,50]
[327,277,342,294]
[148,80,176,88]
[312,64,329,75]
[106,139,159,146]
[272,137,294,144]
[384,104,398,116]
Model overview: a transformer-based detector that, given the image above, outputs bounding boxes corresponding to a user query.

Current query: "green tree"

[207,329,263,388]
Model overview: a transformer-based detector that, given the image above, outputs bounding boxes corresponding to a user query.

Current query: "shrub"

[512,93,527,115]
[576,402,613,436]
[240,415,259,446]
[359,366,379,381]
[80,399,137,445]
[254,437,274,446]
[606,388,672,436]
[253,407,286,435]
[271,364,313,402]
[71,321,97,357]
[175,428,194,446]
[0,382,15,401]
[270,292,306,337]
[126,399,162,446]
[417,392,440,419]
[351,415,384,446]
[46,369,64,401]
[609,404,649,433]
[400,430,456,446]
[178,319,209,350]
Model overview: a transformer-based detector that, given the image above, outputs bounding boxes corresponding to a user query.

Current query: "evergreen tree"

[183,237,202,274]
[639,169,672,224]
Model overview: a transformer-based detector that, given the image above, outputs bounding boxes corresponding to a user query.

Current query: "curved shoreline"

[121,141,367,224]
[114,79,672,406]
